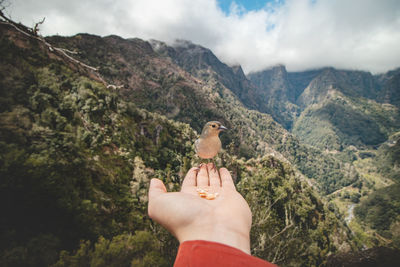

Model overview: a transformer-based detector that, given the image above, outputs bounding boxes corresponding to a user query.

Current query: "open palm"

[148,163,252,254]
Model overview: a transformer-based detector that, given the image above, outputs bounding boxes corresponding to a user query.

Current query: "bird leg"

[210,159,217,172]
[194,162,205,174]
[194,159,217,174]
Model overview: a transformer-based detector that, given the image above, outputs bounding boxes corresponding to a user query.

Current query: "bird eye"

[212,124,216,128]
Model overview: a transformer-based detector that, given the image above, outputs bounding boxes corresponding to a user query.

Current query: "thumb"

[148,178,167,200]
[148,178,167,219]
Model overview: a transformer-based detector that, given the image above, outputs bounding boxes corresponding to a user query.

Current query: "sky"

[6,0,400,74]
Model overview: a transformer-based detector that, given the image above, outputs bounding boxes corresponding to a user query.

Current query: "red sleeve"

[174,240,278,267]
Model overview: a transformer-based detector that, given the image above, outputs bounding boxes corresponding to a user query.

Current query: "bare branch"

[269,222,294,240]
[0,6,119,88]
[58,48,79,55]
[0,13,100,74]
[33,17,45,35]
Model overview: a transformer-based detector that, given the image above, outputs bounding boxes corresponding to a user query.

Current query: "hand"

[148,163,252,254]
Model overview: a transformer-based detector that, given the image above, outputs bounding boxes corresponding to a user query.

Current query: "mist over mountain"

[1,11,400,266]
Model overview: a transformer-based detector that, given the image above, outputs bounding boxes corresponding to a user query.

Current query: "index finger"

[181,167,198,192]
[219,168,236,190]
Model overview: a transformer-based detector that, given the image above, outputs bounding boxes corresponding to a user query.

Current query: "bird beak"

[218,125,228,131]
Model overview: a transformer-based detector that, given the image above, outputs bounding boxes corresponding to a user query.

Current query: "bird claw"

[210,162,217,171]
[194,163,204,174]
[195,162,217,172]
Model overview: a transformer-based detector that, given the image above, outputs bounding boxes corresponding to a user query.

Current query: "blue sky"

[9,0,400,74]
[217,0,277,14]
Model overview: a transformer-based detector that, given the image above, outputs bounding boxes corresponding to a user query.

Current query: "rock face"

[287,69,322,101]
[247,65,300,129]
[150,39,261,112]
[248,65,294,102]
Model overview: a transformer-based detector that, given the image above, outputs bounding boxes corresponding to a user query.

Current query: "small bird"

[195,121,227,167]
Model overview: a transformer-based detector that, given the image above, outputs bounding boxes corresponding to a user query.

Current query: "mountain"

[150,39,261,113]
[0,18,359,267]
[296,68,378,106]
[247,65,300,129]
[249,66,400,151]
[45,34,361,194]
[294,89,400,150]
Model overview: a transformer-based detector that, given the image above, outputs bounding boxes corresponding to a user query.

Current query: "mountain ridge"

[248,64,400,150]
[45,32,363,195]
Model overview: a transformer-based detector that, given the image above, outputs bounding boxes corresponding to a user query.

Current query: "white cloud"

[7,0,400,74]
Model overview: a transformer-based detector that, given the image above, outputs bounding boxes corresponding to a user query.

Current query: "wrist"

[176,223,251,254]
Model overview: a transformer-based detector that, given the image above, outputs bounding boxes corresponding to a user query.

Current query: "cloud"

[8,0,400,74]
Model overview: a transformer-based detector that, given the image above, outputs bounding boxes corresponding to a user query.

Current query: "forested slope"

[0,21,355,267]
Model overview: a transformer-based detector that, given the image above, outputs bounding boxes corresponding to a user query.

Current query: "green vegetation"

[54,232,168,267]
[346,132,400,249]
[324,133,400,251]
[0,23,356,266]
[293,91,400,151]
[374,132,400,181]
[238,157,354,266]
[355,184,400,247]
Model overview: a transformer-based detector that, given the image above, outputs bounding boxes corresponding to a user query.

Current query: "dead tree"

[33,17,45,35]
[0,4,109,84]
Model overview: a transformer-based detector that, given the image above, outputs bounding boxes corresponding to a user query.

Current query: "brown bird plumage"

[195,121,227,159]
